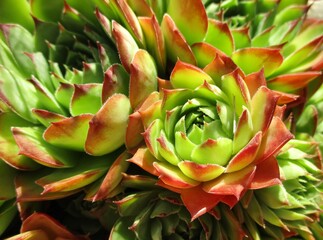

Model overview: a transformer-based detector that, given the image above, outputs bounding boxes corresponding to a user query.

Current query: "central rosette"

[128,58,293,218]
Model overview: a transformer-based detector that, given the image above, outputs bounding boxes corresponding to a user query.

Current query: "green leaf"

[0,0,34,32]
[70,84,102,116]
[85,94,131,156]
[13,126,77,168]
[232,48,283,76]
[204,19,234,55]
[44,114,93,152]
[167,0,207,45]
[0,112,40,170]
[30,0,64,22]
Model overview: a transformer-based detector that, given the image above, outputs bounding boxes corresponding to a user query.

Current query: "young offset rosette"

[127,57,294,219]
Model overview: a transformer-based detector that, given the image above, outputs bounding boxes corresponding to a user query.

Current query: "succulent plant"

[0,0,322,239]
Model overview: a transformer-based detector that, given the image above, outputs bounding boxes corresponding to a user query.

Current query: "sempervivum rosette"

[0,0,133,235]
[127,57,294,219]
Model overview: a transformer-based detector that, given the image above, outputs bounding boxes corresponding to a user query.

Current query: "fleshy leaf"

[191,42,227,68]
[166,0,207,45]
[267,72,321,92]
[85,94,131,156]
[112,21,139,72]
[174,132,196,161]
[231,48,283,76]
[191,138,233,166]
[44,114,93,151]
[21,213,84,240]
[244,69,267,97]
[231,27,251,50]
[232,107,254,154]
[203,54,237,86]
[153,161,199,188]
[178,161,225,182]
[93,151,130,200]
[157,130,181,165]
[180,186,222,221]
[227,132,262,173]
[170,60,213,89]
[250,156,281,189]
[203,165,256,199]
[138,15,166,73]
[161,14,196,65]
[0,112,40,170]
[35,157,111,193]
[70,83,102,116]
[129,49,157,109]
[221,69,251,115]
[12,127,77,168]
[255,116,294,163]
[251,86,278,134]
[128,148,159,176]
[32,109,66,127]
[102,63,129,103]
[204,19,234,56]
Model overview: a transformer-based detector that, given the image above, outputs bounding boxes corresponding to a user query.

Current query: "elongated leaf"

[86,94,131,156]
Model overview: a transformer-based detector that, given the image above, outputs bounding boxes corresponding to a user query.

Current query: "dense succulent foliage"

[0,0,322,239]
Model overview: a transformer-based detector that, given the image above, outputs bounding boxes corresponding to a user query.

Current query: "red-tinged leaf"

[13,127,77,168]
[255,116,294,163]
[227,132,262,173]
[32,109,66,127]
[191,42,227,68]
[170,60,213,89]
[275,36,323,75]
[204,19,234,56]
[102,64,129,103]
[128,147,159,176]
[250,156,281,189]
[221,69,251,115]
[191,138,233,166]
[70,83,102,116]
[110,0,144,44]
[244,69,267,97]
[232,48,283,76]
[15,171,79,202]
[161,14,196,65]
[85,94,131,156]
[153,161,200,188]
[251,86,279,134]
[112,21,139,72]
[220,206,247,239]
[166,0,207,45]
[180,186,222,221]
[231,27,251,50]
[203,54,237,86]
[268,72,322,92]
[35,157,110,194]
[139,99,162,129]
[136,91,161,112]
[93,151,130,201]
[96,9,112,38]
[178,161,225,182]
[158,77,172,90]
[125,112,144,150]
[274,91,299,105]
[142,119,163,160]
[129,49,157,109]
[21,213,86,240]
[157,131,181,165]
[203,165,256,199]
[126,0,153,17]
[273,105,287,119]
[55,82,74,110]
[44,114,93,151]
[139,15,166,74]
[0,112,40,170]
[232,108,253,154]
